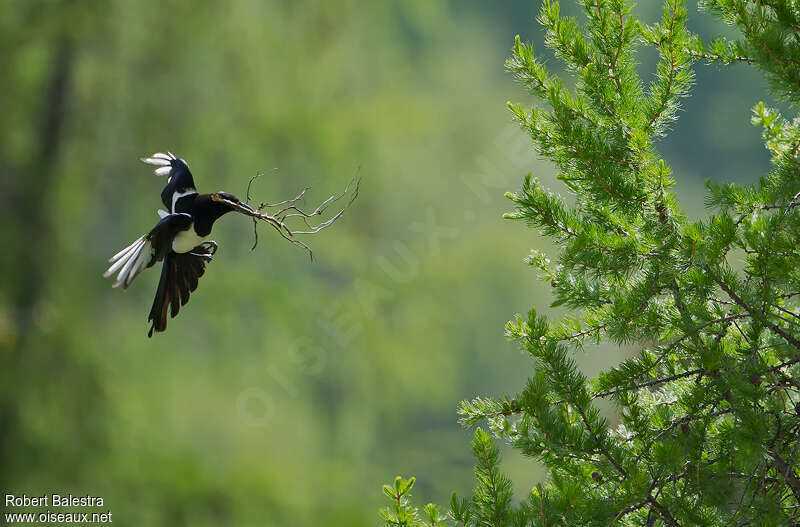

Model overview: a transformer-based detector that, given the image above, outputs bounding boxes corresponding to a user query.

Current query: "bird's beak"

[238,202,256,213]
[212,193,257,215]
[229,199,257,216]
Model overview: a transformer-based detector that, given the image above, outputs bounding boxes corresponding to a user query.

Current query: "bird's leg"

[190,241,218,261]
[189,251,214,261]
[202,241,218,255]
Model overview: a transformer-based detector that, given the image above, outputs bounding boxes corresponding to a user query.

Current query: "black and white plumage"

[139,151,198,214]
[104,152,254,337]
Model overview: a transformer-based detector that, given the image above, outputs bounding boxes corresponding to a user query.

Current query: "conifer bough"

[381,0,800,525]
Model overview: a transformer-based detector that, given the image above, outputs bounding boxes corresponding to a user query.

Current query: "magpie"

[104,152,255,337]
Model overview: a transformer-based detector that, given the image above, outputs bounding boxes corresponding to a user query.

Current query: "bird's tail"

[104,235,152,289]
[147,249,210,337]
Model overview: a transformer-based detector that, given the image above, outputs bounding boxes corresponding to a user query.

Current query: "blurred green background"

[0,1,774,525]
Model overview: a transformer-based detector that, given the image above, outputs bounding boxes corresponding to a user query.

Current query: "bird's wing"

[104,234,151,289]
[147,247,212,337]
[104,213,193,289]
[140,152,198,212]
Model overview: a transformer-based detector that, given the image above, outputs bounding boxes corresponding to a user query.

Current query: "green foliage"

[378,476,448,527]
[699,0,800,105]
[2,2,549,526]
[384,0,800,525]
[381,430,515,527]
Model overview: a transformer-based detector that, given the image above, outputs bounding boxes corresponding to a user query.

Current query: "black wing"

[147,212,193,258]
[104,213,193,289]
[140,152,197,212]
[147,247,213,337]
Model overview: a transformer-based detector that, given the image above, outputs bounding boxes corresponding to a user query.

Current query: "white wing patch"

[171,188,197,213]
[104,235,152,289]
[141,152,177,180]
[140,152,197,209]
[157,209,169,218]
[141,157,169,166]
[141,152,174,166]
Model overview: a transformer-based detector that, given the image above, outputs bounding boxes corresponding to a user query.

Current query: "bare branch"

[229,169,361,261]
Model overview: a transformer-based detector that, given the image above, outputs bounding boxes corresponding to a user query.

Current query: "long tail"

[147,250,210,337]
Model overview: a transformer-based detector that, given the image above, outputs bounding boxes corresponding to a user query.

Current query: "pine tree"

[381,1,800,525]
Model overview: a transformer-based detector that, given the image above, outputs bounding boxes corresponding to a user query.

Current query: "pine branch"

[382,1,800,523]
[718,279,800,352]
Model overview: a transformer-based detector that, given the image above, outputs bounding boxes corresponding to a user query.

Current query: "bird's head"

[210,192,256,215]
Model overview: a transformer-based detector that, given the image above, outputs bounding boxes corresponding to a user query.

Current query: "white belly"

[172,227,208,253]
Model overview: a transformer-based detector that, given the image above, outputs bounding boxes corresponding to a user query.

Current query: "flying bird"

[104,152,255,337]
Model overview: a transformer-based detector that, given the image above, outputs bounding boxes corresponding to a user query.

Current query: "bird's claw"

[190,241,218,261]
[189,251,214,261]
[201,241,218,255]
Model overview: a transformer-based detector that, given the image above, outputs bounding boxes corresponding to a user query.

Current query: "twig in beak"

[238,168,361,259]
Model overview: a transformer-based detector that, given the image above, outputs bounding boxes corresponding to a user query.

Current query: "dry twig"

[215,169,361,261]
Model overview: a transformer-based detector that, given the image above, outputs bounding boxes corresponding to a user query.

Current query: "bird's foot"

[190,241,218,261]
[189,251,214,261]
[201,241,218,255]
